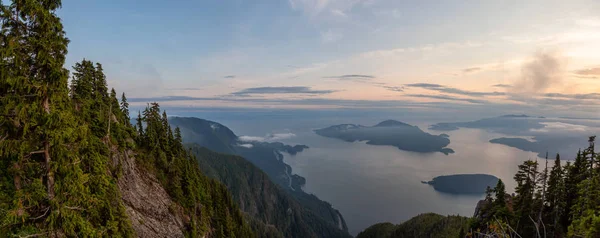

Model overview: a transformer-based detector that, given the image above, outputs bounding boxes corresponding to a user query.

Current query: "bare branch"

[504,217,523,238]
[63,206,84,211]
[28,207,50,220]
[529,216,541,238]
[13,232,47,238]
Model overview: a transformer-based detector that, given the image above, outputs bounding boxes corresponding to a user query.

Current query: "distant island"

[430,115,593,158]
[424,174,499,195]
[314,120,454,154]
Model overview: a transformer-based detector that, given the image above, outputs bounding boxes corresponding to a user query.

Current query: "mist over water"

[175,109,543,235]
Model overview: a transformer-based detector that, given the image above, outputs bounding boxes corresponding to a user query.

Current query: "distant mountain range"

[169,117,350,237]
[430,115,596,158]
[315,120,454,155]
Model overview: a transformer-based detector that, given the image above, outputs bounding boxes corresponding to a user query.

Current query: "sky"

[57,0,600,117]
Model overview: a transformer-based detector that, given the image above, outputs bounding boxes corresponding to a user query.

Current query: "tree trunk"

[13,162,24,217]
[43,94,54,200]
[45,141,54,200]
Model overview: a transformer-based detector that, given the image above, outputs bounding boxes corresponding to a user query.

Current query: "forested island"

[359,137,600,237]
[315,120,454,154]
[423,174,499,195]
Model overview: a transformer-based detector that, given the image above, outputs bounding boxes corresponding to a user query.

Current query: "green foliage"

[0,1,256,236]
[357,214,470,238]
[470,136,600,238]
[136,104,254,238]
[355,222,396,238]
[0,1,133,236]
[188,144,352,238]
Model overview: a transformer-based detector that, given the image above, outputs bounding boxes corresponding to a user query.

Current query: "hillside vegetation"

[356,213,469,238]
[189,145,352,238]
[0,1,252,237]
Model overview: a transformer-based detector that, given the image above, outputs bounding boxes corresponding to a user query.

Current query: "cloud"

[331,9,347,17]
[573,67,600,77]
[321,29,343,43]
[382,86,404,92]
[237,143,254,148]
[324,74,375,80]
[543,93,600,100]
[224,75,236,78]
[530,122,587,133]
[405,83,443,88]
[239,133,297,142]
[492,84,512,88]
[405,83,505,97]
[168,87,202,91]
[512,51,565,93]
[462,67,482,73]
[406,94,488,104]
[231,86,336,96]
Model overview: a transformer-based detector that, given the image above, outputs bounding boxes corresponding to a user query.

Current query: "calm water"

[177,110,540,235]
[282,128,537,235]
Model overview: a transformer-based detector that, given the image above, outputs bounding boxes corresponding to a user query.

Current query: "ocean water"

[174,109,542,235]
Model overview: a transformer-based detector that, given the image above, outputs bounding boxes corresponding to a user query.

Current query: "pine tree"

[513,160,540,236]
[546,154,565,237]
[0,1,132,236]
[121,92,130,122]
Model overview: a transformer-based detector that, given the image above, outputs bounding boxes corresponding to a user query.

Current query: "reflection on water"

[185,113,540,236]
[282,128,537,235]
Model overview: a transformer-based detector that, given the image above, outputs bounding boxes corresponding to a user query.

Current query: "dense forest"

[0,1,252,237]
[470,136,599,237]
[356,213,469,238]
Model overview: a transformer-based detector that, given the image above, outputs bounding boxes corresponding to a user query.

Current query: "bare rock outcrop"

[117,150,186,238]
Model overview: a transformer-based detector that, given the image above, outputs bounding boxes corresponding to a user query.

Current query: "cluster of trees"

[0,0,254,237]
[136,103,254,237]
[356,213,470,238]
[473,136,599,237]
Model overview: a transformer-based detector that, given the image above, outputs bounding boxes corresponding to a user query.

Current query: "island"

[314,119,454,154]
[424,174,499,195]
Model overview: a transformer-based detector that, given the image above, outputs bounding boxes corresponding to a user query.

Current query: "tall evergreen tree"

[546,154,565,237]
[121,92,130,122]
[513,160,540,236]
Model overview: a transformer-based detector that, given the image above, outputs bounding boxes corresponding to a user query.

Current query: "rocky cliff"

[116,149,186,237]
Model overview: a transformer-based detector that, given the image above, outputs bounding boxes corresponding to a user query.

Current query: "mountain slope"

[356,213,469,238]
[0,2,254,234]
[169,117,349,236]
[189,145,352,238]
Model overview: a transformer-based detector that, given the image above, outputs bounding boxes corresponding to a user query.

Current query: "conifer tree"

[121,92,130,122]
[546,154,565,237]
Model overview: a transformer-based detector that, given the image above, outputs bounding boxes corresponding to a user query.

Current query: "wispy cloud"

[324,74,375,80]
[168,87,202,91]
[331,9,347,18]
[405,83,505,97]
[512,51,565,93]
[573,66,600,78]
[406,94,488,104]
[543,93,600,100]
[231,86,336,96]
[239,133,297,142]
[224,75,236,78]
[321,29,343,43]
[462,67,482,73]
[492,84,512,88]
[382,86,404,92]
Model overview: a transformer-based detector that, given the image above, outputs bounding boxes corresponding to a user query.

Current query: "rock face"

[117,150,186,238]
